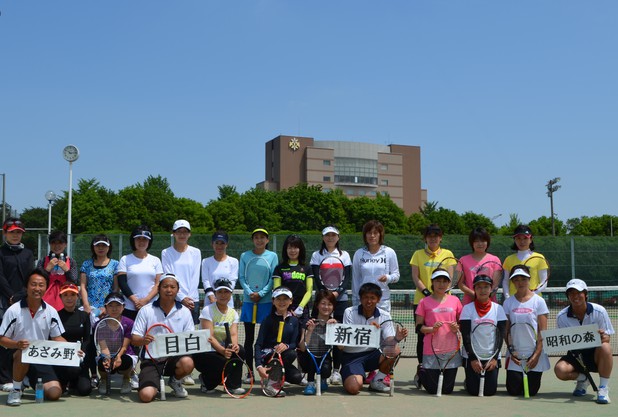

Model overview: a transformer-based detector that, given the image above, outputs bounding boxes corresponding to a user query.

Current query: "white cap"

[509,267,531,280]
[172,219,191,231]
[160,273,179,284]
[322,226,340,235]
[272,287,293,299]
[93,240,110,246]
[566,278,588,292]
[431,269,451,281]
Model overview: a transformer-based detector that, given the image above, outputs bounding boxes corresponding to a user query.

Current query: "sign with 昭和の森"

[541,324,601,354]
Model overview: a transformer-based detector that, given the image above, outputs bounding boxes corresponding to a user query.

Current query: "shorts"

[560,349,598,373]
[26,364,58,384]
[340,349,381,381]
[138,356,183,390]
[240,302,272,324]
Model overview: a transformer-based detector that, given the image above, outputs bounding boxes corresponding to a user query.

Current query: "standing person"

[37,231,78,311]
[554,278,614,404]
[458,227,502,305]
[0,268,67,406]
[352,220,400,312]
[55,283,93,396]
[415,269,463,395]
[79,234,119,389]
[310,225,352,385]
[410,224,455,387]
[94,292,138,395]
[273,234,313,324]
[460,275,506,396]
[255,287,303,397]
[131,274,195,403]
[238,228,278,383]
[0,218,34,389]
[117,225,163,321]
[502,225,549,298]
[503,265,550,397]
[340,283,407,395]
[161,220,202,325]
[201,230,238,308]
[193,278,246,395]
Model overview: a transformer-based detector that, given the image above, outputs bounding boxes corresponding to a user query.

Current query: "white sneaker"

[1,383,13,392]
[181,375,195,386]
[242,373,252,384]
[7,389,22,406]
[120,378,132,395]
[299,375,308,386]
[369,378,390,393]
[264,385,286,397]
[230,387,246,396]
[329,370,342,385]
[573,379,590,397]
[169,377,188,398]
[596,386,611,404]
[200,384,217,394]
[130,374,139,390]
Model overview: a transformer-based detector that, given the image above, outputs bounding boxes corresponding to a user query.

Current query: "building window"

[346,189,355,196]
[323,160,331,166]
[323,176,331,182]
[381,179,388,186]
[323,188,331,192]
[334,157,378,185]
[380,164,388,171]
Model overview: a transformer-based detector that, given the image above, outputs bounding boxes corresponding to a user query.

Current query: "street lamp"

[546,177,561,236]
[63,145,80,256]
[1,173,5,225]
[491,213,502,222]
[45,190,56,234]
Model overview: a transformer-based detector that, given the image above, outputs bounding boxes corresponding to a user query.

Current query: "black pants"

[258,349,303,385]
[193,347,246,390]
[464,358,500,396]
[506,369,543,396]
[54,363,92,396]
[420,367,458,395]
[243,322,256,371]
[297,350,332,382]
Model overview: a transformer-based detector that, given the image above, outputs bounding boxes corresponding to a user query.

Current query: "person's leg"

[528,371,543,396]
[243,322,256,373]
[27,365,63,401]
[505,369,523,396]
[281,349,302,385]
[441,367,459,395]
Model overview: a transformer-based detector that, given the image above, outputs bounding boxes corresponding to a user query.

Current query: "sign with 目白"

[541,324,601,354]
[148,329,211,358]
[22,340,81,367]
[325,323,380,348]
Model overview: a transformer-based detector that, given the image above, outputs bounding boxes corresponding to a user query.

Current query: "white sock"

[599,377,609,387]
[576,373,587,382]
[375,371,386,381]
[12,381,22,391]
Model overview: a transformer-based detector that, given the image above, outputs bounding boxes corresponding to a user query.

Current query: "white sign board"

[22,340,82,367]
[147,329,211,359]
[325,323,380,348]
[541,324,601,354]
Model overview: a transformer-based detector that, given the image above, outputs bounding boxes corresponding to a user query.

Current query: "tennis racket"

[261,351,285,397]
[568,350,598,392]
[435,257,463,291]
[318,256,345,291]
[506,322,537,398]
[431,322,462,397]
[476,260,504,296]
[304,319,333,396]
[470,322,501,397]
[144,323,173,401]
[523,256,550,292]
[245,256,272,324]
[378,320,406,397]
[222,323,253,398]
[94,317,124,396]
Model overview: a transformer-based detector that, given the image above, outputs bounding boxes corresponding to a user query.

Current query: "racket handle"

[316,374,321,396]
[160,377,166,401]
[276,321,284,343]
[478,375,485,397]
[252,304,257,324]
[436,374,443,397]
[389,372,394,397]
[523,373,530,398]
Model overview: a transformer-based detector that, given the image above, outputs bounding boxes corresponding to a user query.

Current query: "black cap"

[473,275,493,286]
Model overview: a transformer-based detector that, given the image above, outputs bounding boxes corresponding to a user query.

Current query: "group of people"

[0,217,613,406]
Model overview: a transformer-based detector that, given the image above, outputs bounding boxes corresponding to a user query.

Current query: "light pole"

[63,145,80,256]
[491,213,502,222]
[1,173,5,225]
[45,190,56,234]
[546,177,561,236]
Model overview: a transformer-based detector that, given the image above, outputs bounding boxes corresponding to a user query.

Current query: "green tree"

[174,198,214,233]
[239,188,281,232]
[460,211,497,234]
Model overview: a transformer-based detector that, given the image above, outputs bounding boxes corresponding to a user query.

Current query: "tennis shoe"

[364,370,377,384]
[1,383,13,392]
[300,375,308,386]
[6,389,22,406]
[596,386,610,404]
[98,375,108,395]
[130,374,139,389]
[90,376,99,389]
[573,379,590,396]
[200,385,217,394]
[263,384,286,397]
[120,378,132,395]
[329,370,342,385]
[304,382,316,395]
[242,373,253,384]
[181,375,195,385]
[369,378,390,393]
[230,387,246,396]
[169,377,188,398]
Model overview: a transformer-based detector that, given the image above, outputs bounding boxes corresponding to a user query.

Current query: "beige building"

[258,135,426,215]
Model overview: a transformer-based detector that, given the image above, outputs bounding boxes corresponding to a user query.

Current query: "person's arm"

[298,276,313,310]
[66,258,79,284]
[141,273,161,304]
[412,265,431,297]
[79,271,92,313]
[460,319,474,360]
[385,248,400,284]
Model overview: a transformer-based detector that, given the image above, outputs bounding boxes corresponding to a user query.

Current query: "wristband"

[422,289,431,297]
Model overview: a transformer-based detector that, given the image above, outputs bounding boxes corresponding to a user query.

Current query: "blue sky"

[1,1,616,226]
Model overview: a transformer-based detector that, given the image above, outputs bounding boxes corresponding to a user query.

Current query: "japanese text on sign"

[22,340,82,367]
[325,324,380,348]
[541,324,601,354]
[148,329,211,358]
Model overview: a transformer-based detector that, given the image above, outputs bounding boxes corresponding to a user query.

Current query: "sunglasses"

[3,220,25,231]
